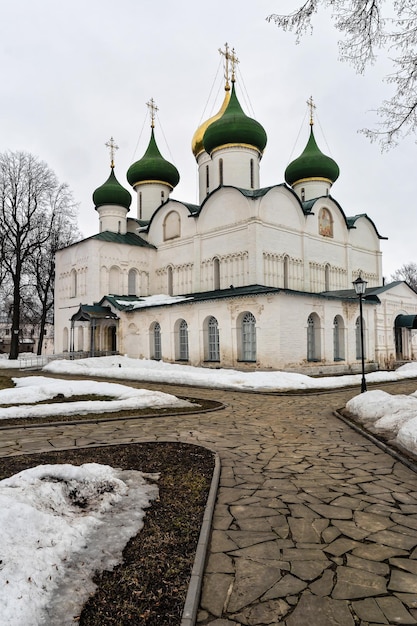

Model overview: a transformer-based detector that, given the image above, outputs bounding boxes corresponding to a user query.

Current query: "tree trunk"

[9,264,21,360]
[36,305,48,355]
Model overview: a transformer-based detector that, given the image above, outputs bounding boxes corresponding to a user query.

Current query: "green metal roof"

[181,201,200,214]
[365,281,408,295]
[395,314,417,328]
[346,213,387,239]
[99,295,141,310]
[108,284,380,306]
[71,304,118,322]
[90,231,155,248]
[92,167,132,210]
[203,83,267,155]
[127,128,180,189]
[320,288,380,303]
[236,185,276,198]
[285,126,339,186]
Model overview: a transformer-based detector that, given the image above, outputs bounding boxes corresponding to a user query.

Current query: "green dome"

[127,129,180,189]
[93,167,132,210]
[285,126,340,186]
[203,83,267,155]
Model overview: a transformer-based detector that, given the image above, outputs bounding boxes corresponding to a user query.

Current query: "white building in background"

[0,317,54,356]
[54,53,417,374]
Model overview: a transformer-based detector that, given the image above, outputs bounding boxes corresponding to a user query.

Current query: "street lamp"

[352,274,367,393]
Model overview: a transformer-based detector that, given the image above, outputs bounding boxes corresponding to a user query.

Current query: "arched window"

[325,264,330,291]
[77,326,84,352]
[70,269,77,298]
[139,192,143,219]
[333,315,345,361]
[109,266,120,295]
[150,322,161,360]
[128,269,137,296]
[205,316,220,361]
[355,316,366,360]
[163,211,180,240]
[213,257,220,290]
[176,319,189,361]
[250,159,254,189]
[283,255,289,289]
[307,313,321,361]
[167,266,173,296]
[219,158,224,185]
[319,208,333,237]
[206,165,210,194]
[241,312,256,361]
[63,327,69,351]
[301,187,305,202]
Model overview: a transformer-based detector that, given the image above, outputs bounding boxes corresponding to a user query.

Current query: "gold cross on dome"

[219,43,239,88]
[146,98,159,128]
[307,95,316,126]
[105,136,119,168]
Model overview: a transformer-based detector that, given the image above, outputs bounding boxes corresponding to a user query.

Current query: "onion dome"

[127,128,180,189]
[285,125,340,187]
[203,83,267,155]
[191,88,231,158]
[93,167,132,210]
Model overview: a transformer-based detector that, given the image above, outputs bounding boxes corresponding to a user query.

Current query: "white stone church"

[54,54,417,374]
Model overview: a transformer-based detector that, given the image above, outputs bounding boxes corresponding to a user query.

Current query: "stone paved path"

[1,375,417,625]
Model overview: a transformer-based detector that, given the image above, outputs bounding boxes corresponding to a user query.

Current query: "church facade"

[54,58,417,374]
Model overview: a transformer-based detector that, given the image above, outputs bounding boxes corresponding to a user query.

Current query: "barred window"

[241,312,256,361]
[178,319,189,360]
[207,316,220,361]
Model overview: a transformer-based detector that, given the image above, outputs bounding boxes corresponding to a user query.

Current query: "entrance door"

[395,326,403,360]
[109,326,117,353]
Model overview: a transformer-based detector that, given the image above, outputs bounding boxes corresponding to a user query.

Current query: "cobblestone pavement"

[1,376,417,625]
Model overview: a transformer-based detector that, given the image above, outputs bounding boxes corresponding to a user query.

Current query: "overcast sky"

[2,0,414,278]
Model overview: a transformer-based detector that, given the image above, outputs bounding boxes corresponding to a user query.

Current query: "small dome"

[93,167,132,210]
[127,129,180,189]
[191,88,231,158]
[203,83,267,155]
[285,126,340,187]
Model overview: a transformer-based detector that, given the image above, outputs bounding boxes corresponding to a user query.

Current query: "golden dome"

[191,88,231,158]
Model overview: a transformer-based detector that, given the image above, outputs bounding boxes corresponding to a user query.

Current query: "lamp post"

[352,275,367,393]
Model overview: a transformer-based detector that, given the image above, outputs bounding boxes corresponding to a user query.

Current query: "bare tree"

[30,188,79,354]
[0,151,78,359]
[267,1,417,148]
[391,261,417,290]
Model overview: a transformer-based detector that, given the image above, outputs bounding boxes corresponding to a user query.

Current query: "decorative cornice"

[210,143,262,156]
[132,180,174,189]
[292,176,332,186]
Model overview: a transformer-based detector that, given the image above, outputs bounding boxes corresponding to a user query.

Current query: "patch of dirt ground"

[0,441,216,625]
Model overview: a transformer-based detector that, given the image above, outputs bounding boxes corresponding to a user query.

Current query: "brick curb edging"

[181,450,221,626]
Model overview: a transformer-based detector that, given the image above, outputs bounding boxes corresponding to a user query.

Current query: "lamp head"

[353,275,367,295]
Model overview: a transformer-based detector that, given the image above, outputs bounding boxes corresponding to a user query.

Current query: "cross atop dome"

[105,136,119,168]
[219,43,239,89]
[307,95,316,126]
[147,98,159,129]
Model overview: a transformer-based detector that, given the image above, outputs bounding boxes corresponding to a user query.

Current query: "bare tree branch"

[0,151,79,358]
[267,0,417,147]
[391,262,417,290]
